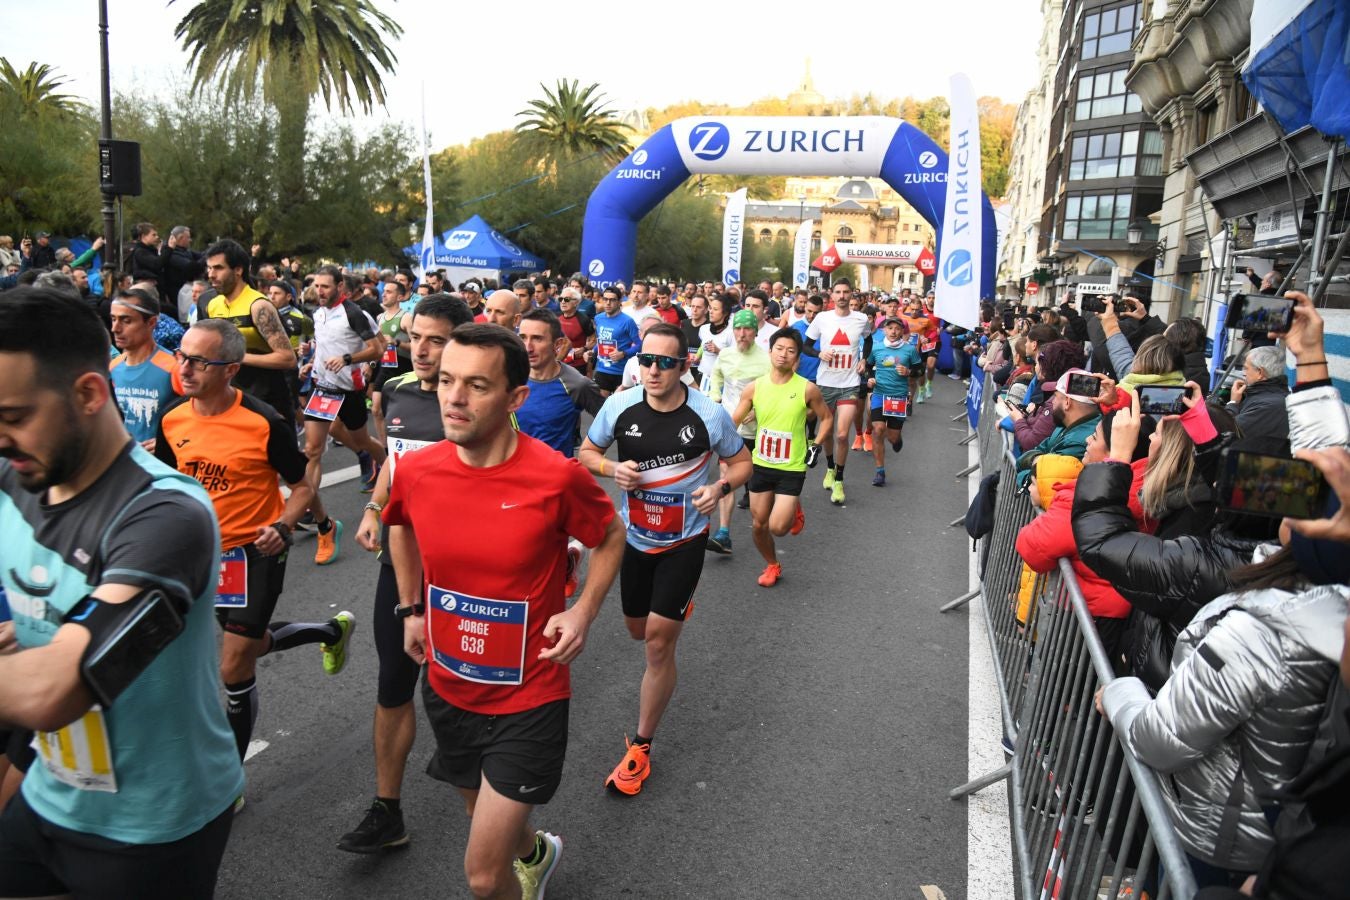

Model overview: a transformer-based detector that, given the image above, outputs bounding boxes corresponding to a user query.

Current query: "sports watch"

[394,603,426,619]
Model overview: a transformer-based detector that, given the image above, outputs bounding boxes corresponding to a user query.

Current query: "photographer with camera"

[1086,293,1166,378]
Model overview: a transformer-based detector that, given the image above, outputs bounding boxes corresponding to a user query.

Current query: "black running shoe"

[336,800,410,855]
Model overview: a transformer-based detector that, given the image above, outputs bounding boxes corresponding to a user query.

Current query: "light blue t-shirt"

[1,444,243,843]
[109,347,180,444]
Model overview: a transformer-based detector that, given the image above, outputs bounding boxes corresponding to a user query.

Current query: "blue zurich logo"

[943,250,974,287]
[723,269,739,285]
[689,122,730,161]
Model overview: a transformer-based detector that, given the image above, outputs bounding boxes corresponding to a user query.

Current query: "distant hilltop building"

[786,59,825,110]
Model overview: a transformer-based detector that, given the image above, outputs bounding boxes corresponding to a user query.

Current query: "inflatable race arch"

[580,116,996,297]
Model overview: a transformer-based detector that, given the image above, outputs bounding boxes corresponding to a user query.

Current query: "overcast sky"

[3,0,1043,150]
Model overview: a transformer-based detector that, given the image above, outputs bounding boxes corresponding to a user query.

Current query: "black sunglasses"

[637,353,682,371]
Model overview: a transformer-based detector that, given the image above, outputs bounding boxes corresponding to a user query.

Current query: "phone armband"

[66,589,187,707]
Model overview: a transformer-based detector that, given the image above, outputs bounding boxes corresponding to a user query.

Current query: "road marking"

[243,740,269,762]
[967,433,1012,898]
[280,465,360,499]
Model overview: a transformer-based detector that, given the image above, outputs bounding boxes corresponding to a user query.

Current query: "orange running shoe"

[850,434,864,451]
[605,737,651,796]
[315,519,343,566]
[757,563,782,587]
[863,431,873,452]
[790,504,805,536]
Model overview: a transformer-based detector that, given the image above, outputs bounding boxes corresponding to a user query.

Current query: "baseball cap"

[35,231,50,239]
[1053,368,1098,403]
[732,309,757,329]
[882,315,905,327]
[460,280,482,293]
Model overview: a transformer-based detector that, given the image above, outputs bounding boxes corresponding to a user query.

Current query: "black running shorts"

[593,371,622,393]
[748,464,805,496]
[619,533,706,622]
[0,791,233,900]
[216,545,287,640]
[305,388,369,431]
[421,681,568,806]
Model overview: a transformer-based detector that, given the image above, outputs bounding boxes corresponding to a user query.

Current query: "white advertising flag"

[722,188,747,286]
[415,83,436,282]
[792,219,814,290]
[936,73,983,330]
[858,263,870,293]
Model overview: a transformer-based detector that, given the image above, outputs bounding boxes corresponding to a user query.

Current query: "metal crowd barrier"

[943,391,1199,900]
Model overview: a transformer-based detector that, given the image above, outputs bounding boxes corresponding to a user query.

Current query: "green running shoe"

[822,469,836,490]
[830,482,846,506]
[322,611,356,675]
[515,830,563,900]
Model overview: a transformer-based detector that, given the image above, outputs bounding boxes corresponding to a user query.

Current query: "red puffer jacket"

[1016,479,1133,619]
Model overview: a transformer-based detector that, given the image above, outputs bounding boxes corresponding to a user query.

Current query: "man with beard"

[0,288,242,899]
[1014,368,1105,489]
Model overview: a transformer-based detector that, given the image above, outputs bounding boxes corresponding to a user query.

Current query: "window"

[1062,191,1133,240]
[1075,66,1143,120]
[1068,127,1163,180]
[1082,2,1140,59]
[902,222,910,231]
[836,225,855,244]
[758,228,774,243]
[777,229,790,241]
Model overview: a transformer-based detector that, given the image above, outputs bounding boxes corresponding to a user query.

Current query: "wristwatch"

[394,603,426,619]
[718,479,732,496]
[343,352,353,365]
[270,521,293,547]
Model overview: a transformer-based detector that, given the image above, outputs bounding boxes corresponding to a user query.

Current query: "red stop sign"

[1026,281,1040,296]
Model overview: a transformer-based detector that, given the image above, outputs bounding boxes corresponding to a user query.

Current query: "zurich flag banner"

[414,84,436,283]
[792,219,814,290]
[722,188,747,287]
[936,74,983,332]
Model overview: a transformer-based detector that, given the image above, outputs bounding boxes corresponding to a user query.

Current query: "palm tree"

[0,60,85,118]
[172,0,402,217]
[515,80,631,171]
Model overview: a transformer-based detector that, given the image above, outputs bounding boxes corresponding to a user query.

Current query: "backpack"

[964,470,1000,543]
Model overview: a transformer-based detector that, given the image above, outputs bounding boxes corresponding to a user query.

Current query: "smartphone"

[1066,372,1100,399]
[1224,293,1294,334]
[1217,448,1330,519]
[1081,295,1106,315]
[1002,310,1015,330]
[1137,385,1188,415]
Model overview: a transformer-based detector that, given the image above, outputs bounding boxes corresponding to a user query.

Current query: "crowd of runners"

[0,234,967,900]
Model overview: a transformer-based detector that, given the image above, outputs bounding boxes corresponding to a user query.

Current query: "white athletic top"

[805,310,870,389]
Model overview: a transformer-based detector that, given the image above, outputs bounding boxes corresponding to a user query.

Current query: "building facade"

[1034,0,1166,308]
[999,0,1063,299]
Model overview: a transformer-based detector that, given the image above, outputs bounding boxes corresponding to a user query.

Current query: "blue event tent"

[404,214,547,288]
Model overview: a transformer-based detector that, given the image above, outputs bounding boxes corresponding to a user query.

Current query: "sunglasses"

[637,353,682,371]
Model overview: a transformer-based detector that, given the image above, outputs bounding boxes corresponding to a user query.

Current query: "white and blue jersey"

[587,386,745,552]
[592,311,641,377]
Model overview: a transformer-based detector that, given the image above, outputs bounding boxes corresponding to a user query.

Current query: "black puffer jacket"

[1071,460,1264,688]
[1228,377,1291,445]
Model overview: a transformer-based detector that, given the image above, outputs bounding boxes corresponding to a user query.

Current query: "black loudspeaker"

[98,139,142,196]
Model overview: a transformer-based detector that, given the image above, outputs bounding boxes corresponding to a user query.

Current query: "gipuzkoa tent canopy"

[404,214,547,288]
[1244,0,1350,138]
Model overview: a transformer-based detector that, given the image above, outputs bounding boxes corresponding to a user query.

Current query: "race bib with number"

[757,428,794,465]
[380,344,399,368]
[920,335,938,352]
[33,707,117,793]
[628,488,687,545]
[216,547,248,608]
[596,341,617,359]
[882,395,909,418]
[426,586,528,685]
[687,348,700,366]
[387,437,435,481]
[304,388,344,421]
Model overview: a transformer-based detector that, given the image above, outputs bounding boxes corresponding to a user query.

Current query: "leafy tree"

[0,83,97,235]
[0,60,87,119]
[515,80,632,171]
[173,0,402,227]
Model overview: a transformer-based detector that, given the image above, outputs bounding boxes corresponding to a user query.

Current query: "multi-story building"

[999,0,1063,299]
[1126,0,1259,323]
[1038,0,1166,308]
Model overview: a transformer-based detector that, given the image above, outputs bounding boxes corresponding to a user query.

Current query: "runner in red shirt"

[384,323,625,900]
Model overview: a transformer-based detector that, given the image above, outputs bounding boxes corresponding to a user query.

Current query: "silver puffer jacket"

[1103,584,1348,871]
[1099,383,1350,871]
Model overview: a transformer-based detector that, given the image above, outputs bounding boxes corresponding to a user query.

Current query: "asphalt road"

[216,378,979,899]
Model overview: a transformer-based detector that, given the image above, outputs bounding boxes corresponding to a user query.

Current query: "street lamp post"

[98,0,117,264]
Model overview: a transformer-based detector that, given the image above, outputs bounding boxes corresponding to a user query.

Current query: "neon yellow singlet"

[750,372,809,472]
